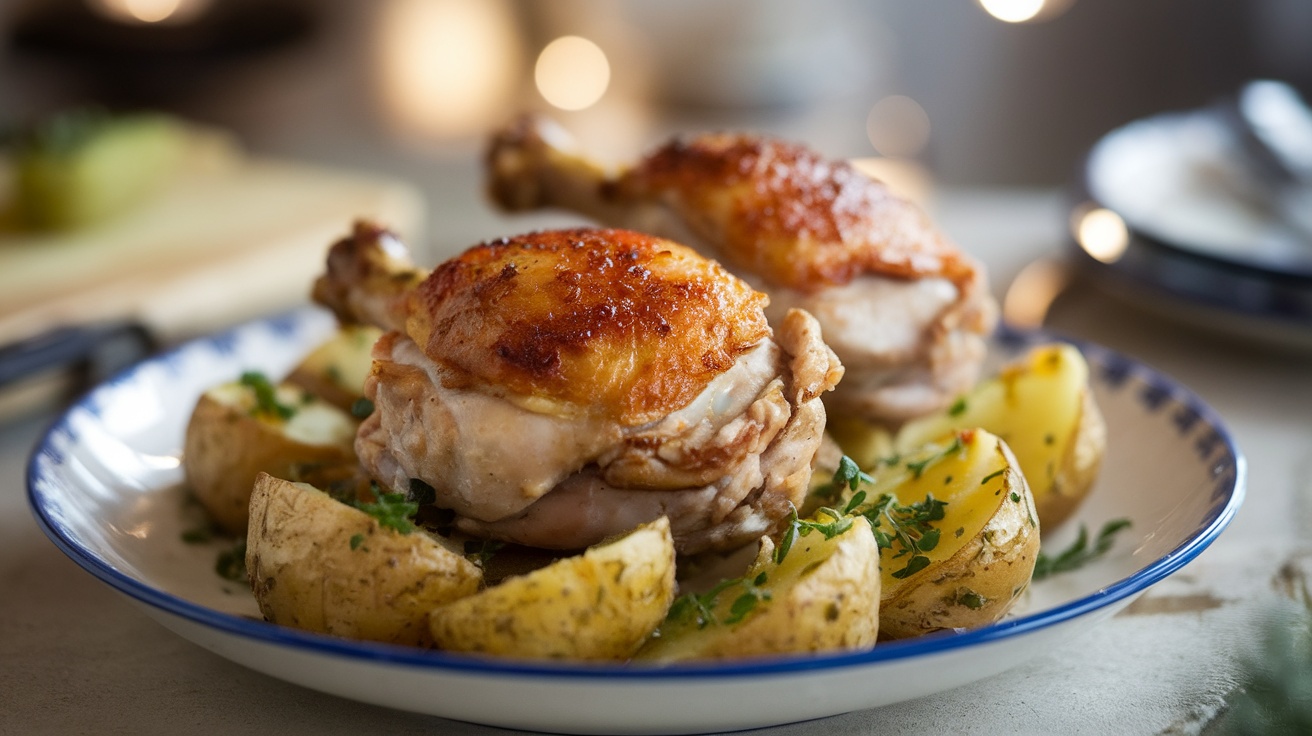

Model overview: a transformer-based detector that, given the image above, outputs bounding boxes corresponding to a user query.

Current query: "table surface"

[3,175,1311,735]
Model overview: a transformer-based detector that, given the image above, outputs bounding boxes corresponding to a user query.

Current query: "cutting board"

[0,133,426,346]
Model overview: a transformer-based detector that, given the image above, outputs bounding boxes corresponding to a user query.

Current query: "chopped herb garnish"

[668,571,773,629]
[351,397,375,419]
[349,533,365,551]
[181,526,213,544]
[774,506,854,565]
[958,590,987,609]
[905,436,964,479]
[1010,491,1021,503]
[1032,518,1132,580]
[239,371,296,420]
[463,539,504,568]
[799,454,951,580]
[948,397,968,417]
[216,539,246,581]
[980,468,1006,485]
[353,483,418,535]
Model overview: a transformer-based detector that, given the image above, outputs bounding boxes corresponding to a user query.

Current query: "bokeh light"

[535,36,611,111]
[866,95,931,158]
[90,0,210,24]
[376,0,522,138]
[1073,205,1130,263]
[978,0,1046,23]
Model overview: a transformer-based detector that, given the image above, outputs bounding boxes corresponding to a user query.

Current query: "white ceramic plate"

[28,308,1245,735]
[1074,109,1312,353]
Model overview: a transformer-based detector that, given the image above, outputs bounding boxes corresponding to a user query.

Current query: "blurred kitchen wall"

[2,0,1308,188]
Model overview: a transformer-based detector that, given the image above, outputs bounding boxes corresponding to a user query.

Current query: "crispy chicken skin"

[486,116,998,424]
[314,223,843,553]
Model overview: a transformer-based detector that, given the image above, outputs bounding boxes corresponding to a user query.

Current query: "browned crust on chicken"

[312,221,427,332]
[405,228,770,425]
[611,133,981,294]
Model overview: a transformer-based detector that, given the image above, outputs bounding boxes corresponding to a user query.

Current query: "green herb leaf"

[239,371,296,420]
[1032,518,1132,580]
[349,533,365,551]
[351,397,375,419]
[948,397,968,417]
[463,539,504,568]
[216,539,247,581]
[353,483,418,535]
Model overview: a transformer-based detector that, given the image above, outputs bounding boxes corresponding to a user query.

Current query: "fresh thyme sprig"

[1032,518,1132,580]
[666,571,773,629]
[860,492,946,579]
[353,483,418,535]
[463,539,505,568]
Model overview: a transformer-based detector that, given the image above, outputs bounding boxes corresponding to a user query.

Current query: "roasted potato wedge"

[894,343,1105,530]
[831,429,1040,639]
[285,325,383,412]
[427,517,676,660]
[833,343,1105,530]
[637,516,881,662]
[246,473,482,646]
[183,374,358,534]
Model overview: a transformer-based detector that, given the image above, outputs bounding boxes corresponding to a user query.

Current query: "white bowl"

[27,307,1245,735]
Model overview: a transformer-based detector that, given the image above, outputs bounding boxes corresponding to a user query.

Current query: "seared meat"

[315,223,842,553]
[486,116,998,425]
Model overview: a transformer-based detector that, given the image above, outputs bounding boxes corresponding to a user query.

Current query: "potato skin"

[184,383,358,534]
[427,517,676,660]
[875,431,1041,639]
[637,516,881,662]
[246,473,482,646]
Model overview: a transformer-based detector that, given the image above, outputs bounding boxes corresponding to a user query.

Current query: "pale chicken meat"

[486,116,998,425]
[314,222,843,554]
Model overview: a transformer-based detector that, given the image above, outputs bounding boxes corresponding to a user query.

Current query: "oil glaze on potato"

[866,430,1040,639]
[246,474,482,646]
[894,343,1106,530]
[183,379,358,534]
[427,517,676,660]
[637,516,881,662]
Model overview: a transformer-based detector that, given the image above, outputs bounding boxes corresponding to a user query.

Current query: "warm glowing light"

[1073,206,1130,263]
[377,0,522,138]
[536,36,611,111]
[1002,257,1070,328]
[866,95,931,158]
[979,0,1045,23]
[90,0,210,24]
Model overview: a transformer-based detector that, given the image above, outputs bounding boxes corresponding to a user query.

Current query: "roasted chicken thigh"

[314,222,843,554]
[487,116,998,425]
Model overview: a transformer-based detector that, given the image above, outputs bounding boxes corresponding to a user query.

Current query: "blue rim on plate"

[26,308,1247,681]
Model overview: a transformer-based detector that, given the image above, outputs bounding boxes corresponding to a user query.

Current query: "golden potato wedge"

[636,516,880,662]
[183,374,358,534]
[246,473,482,646]
[285,325,383,412]
[839,429,1040,639]
[892,343,1105,530]
[427,517,676,661]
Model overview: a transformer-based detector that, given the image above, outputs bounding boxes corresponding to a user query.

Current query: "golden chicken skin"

[313,222,843,554]
[486,116,998,426]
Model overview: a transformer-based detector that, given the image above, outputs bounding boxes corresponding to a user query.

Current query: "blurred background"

[1,0,1310,371]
